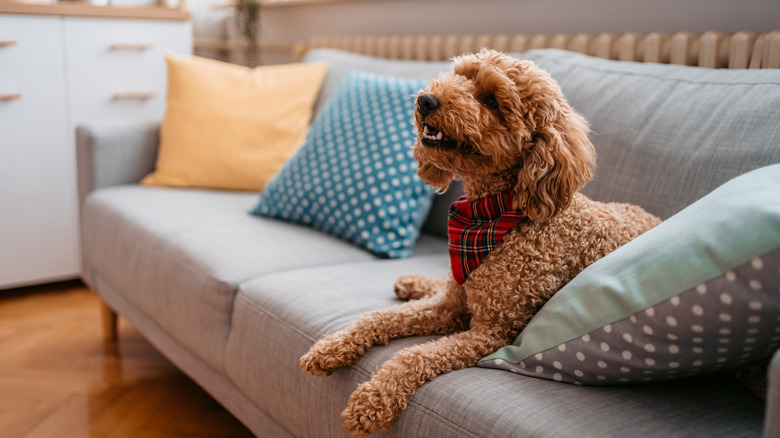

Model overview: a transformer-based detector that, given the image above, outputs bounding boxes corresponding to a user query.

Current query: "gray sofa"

[77,49,780,437]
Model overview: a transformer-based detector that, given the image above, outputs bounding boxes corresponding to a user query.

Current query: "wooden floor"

[0,280,254,438]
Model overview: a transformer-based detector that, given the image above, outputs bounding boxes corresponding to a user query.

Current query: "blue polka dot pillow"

[252,70,433,258]
[479,164,780,384]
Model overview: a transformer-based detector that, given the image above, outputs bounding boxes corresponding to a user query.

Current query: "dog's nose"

[417,94,440,116]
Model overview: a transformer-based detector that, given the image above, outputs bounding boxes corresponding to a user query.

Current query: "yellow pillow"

[141,55,328,191]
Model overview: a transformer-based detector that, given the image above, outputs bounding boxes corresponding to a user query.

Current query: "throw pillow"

[252,70,434,258]
[478,164,780,385]
[141,55,327,191]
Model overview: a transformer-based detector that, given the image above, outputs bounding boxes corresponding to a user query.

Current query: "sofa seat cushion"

[224,256,764,438]
[82,185,446,372]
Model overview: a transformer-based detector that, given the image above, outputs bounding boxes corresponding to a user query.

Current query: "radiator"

[308,31,780,69]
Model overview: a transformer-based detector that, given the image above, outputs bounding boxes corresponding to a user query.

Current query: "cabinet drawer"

[63,17,191,125]
[64,17,192,69]
[67,64,168,125]
[0,15,63,68]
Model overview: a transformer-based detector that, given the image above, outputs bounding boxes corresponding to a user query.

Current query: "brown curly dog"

[301,49,662,436]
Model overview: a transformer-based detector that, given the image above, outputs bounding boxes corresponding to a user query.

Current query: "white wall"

[192,0,780,64]
[260,0,779,39]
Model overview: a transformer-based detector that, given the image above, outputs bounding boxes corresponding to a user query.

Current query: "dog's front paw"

[300,348,336,376]
[342,379,403,437]
[393,274,434,300]
[300,334,360,376]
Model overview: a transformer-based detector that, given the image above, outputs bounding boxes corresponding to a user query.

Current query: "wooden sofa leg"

[100,299,118,343]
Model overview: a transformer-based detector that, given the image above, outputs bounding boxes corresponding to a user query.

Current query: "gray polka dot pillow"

[479,164,780,385]
[252,70,433,258]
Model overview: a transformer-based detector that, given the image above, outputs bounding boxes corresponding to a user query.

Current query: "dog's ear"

[513,101,595,222]
[416,162,455,193]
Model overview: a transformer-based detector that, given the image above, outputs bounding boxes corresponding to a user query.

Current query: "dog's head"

[413,49,595,222]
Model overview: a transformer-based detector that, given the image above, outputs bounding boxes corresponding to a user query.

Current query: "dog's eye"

[482,95,499,108]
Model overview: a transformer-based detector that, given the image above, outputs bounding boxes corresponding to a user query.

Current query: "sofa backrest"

[303,48,780,237]
[303,49,450,118]
[420,50,780,237]
[521,49,780,220]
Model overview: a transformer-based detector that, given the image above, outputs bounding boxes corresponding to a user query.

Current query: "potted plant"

[234,0,261,66]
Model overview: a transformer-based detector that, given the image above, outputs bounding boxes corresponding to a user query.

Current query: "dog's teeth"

[436,132,442,140]
[423,125,431,135]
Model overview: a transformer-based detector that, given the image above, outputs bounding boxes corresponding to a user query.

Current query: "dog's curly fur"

[301,49,662,437]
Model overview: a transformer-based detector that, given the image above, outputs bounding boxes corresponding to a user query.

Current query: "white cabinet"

[0,15,73,289]
[0,13,191,289]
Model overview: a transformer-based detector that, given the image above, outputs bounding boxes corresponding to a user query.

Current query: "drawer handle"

[110,43,154,51]
[0,94,22,101]
[0,41,17,47]
[113,91,157,100]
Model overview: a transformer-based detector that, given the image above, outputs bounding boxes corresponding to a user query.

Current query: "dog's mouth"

[420,123,458,150]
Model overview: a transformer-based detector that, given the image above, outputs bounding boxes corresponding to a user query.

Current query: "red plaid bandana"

[448,190,526,284]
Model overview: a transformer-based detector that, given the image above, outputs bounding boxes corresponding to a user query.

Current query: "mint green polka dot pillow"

[479,164,780,384]
[252,70,433,258]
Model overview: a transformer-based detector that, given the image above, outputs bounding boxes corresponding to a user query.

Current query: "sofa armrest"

[76,120,160,207]
[766,348,780,438]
